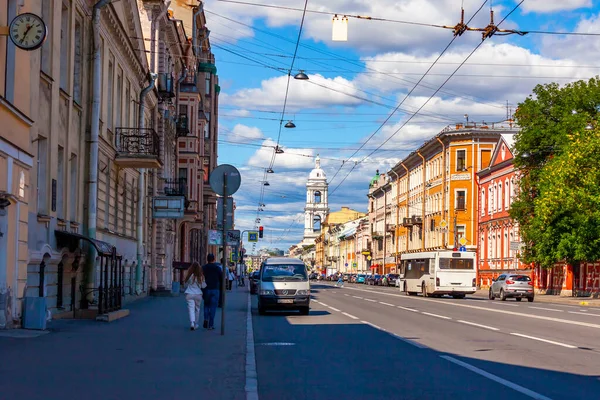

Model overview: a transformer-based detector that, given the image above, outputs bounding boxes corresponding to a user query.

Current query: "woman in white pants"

[184,262,206,330]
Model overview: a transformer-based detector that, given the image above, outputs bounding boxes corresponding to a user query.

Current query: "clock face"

[9,13,47,51]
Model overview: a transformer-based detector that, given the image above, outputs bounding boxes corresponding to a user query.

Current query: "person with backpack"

[202,254,222,330]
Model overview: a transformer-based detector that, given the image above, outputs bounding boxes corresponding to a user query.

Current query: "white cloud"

[225,124,265,143]
[247,139,316,170]
[540,13,600,63]
[220,74,362,110]
[520,0,592,13]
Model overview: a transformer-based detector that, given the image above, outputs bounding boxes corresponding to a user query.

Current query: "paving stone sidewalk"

[0,287,250,400]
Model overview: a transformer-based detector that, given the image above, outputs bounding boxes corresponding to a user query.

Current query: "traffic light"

[259,226,264,238]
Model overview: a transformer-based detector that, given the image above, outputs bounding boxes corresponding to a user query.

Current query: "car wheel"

[528,296,534,302]
[500,289,507,301]
[516,297,522,302]
[299,307,309,315]
[488,288,495,300]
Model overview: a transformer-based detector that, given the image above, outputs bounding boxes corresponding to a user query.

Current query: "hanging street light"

[263,181,270,186]
[275,146,284,154]
[284,120,296,128]
[294,70,309,80]
[267,168,274,173]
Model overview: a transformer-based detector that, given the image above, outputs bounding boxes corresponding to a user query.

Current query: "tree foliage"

[511,78,600,267]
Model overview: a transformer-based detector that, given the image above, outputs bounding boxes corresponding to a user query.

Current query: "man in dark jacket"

[202,254,222,330]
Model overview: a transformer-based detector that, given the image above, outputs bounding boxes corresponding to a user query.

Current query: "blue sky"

[202,0,600,253]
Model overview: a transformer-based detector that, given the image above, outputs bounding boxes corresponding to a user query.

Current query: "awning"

[198,62,217,74]
[54,230,115,256]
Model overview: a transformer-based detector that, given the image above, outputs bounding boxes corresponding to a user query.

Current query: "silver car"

[489,274,534,302]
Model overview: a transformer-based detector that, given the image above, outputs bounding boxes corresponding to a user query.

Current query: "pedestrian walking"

[184,262,206,331]
[336,274,344,287]
[227,268,235,290]
[202,254,222,330]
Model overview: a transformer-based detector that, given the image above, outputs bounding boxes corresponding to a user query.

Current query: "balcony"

[163,178,187,197]
[157,73,175,100]
[402,216,423,226]
[386,224,396,232]
[176,115,189,136]
[114,128,161,169]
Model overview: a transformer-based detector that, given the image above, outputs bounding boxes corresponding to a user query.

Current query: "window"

[37,138,48,214]
[125,81,131,127]
[498,182,503,211]
[41,0,53,75]
[18,172,26,198]
[456,149,466,171]
[205,72,211,95]
[69,154,77,221]
[204,112,211,139]
[430,219,435,232]
[439,258,474,270]
[179,167,188,183]
[57,146,65,219]
[314,191,321,203]
[116,69,123,128]
[107,60,114,130]
[456,190,466,210]
[313,215,321,232]
[60,1,70,91]
[73,16,83,103]
[481,189,486,216]
[456,225,465,240]
[505,179,510,209]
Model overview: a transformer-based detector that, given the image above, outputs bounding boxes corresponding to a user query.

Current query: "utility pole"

[453,214,458,250]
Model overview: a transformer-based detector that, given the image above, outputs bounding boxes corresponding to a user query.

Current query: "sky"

[200,0,600,253]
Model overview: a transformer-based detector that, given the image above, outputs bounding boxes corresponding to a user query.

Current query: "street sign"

[208,229,241,246]
[440,220,448,229]
[248,231,258,242]
[459,237,467,246]
[217,197,234,230]
[510,241,524,251]
[345,263,348,267]
[459,245,467,252]
[152,196,185,219]
[209,164,241,196]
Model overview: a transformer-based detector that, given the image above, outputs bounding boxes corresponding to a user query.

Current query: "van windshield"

[262,264,308,282]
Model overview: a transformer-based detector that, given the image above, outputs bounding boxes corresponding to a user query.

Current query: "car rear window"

[510,275,531,282]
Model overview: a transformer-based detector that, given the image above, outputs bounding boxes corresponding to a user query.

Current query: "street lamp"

[294,70,309,80]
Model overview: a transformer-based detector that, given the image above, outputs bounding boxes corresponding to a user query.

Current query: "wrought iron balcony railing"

[164,178,187,197]
[115,127,161,169]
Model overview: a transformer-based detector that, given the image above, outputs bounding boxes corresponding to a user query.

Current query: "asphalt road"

[252,283,600,400]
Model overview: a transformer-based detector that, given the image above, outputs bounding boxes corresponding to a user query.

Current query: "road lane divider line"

[529,306,563,312]
[312,300,320,304]
[246,292,259,400]
[509,333,577,349]
[339,286,600,330]
[440,355,552,400]
[352,296,363,299]
[344,294,350,296]
[364,299,377,302]
[319,302,329,307]
[379,302,395,306]
[569,311,600,317]
[457,320,500,331]
[341,312,359,320]
[328,306,341,312]
[422,312,452,320]
[489,302,519,307]
[397,306,419,312]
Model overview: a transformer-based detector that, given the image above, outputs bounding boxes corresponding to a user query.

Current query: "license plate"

[278,299,294,304]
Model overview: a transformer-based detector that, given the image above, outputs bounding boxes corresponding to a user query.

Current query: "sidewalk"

[474,289,600,307]
[0,286,250,400]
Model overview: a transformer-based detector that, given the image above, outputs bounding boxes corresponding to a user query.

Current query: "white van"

[257,257,310,315]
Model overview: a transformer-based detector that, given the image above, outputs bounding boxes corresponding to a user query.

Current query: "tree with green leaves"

[511,78,600,270]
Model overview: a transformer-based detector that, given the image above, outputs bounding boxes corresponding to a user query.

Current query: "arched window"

[313,215,321,232]
[314,191,321,203]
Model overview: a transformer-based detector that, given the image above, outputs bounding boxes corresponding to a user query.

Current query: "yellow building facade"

[389,125,518,257]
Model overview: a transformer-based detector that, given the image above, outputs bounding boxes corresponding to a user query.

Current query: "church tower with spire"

[302,155,329,245]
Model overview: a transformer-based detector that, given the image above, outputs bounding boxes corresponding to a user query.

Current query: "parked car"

[355,274,366,284]
[250,271,260,294]
[382,274,399,286]
[366,274,381,285]
[489,274,534,302]
[309,272,319,280]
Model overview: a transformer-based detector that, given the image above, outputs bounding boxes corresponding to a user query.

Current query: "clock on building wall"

[8,13,47,51]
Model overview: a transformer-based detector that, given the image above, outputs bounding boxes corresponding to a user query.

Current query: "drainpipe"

[136,73,157,294]
[192,4,204,55]
[436,137,447,248]
[400,162,409,253]
[149,2,171,291]
[417,151,426,251]
[389,170,400,267]
[86,0,111,293]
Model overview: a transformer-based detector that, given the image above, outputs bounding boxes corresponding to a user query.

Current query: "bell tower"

[303,156,329,245]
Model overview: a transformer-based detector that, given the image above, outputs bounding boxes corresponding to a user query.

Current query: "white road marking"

[441,355,552,400]
[352,296,363,299]
[361,321,384,330]
[569,311,600,317]
[579,309,588,312]
[529,306,563,312]
[246,292,259,400]
[344,294,350,297]
[341,312,359,320]
[397,306,419,312]
[364,298,378,302]
[328,306,341,312]
[341,286,600,330]
[312,300,320,304]
[379,302,395,306]
[510,333,577,349]
[457,320,500,331]
[319,302,329,307]
[422,312,452,320]
[489,302,519,307]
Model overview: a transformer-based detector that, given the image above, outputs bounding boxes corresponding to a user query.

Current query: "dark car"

[309,272,319,280]
[367,274,381,285]
[383,274,399,286]
[250,271,260,294]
